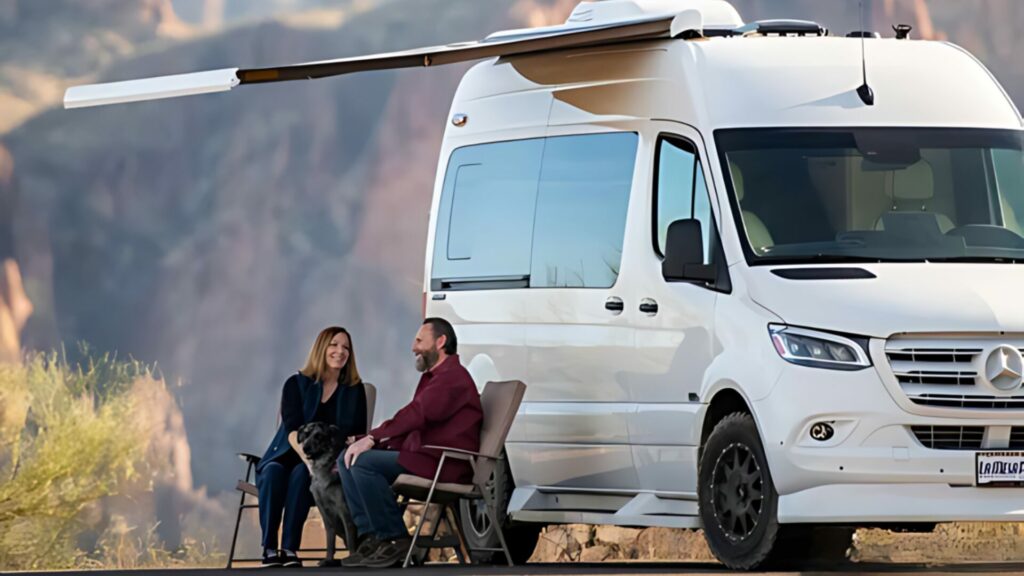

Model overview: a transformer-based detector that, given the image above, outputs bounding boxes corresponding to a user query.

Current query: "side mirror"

[662,219,716,283]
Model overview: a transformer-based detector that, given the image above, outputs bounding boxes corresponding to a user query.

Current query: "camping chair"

[226,382,377,568]
[391,380,526,567]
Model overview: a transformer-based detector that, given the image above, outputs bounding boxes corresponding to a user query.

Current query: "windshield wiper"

[754,254,916,265]
[924,256,1024,264]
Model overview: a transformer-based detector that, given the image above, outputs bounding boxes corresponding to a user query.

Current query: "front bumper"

[754,354,1024,523]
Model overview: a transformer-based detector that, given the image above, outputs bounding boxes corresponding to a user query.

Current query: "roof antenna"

[856,0,875,106]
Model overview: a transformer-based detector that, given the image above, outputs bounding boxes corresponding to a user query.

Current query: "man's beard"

[415,349,439,373]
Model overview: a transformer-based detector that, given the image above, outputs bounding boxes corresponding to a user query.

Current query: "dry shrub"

[0,348,220,570]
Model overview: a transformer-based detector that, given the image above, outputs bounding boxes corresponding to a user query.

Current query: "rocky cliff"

[0,0,567,494]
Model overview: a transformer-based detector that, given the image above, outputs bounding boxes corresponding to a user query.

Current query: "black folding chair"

[226,383,376,567]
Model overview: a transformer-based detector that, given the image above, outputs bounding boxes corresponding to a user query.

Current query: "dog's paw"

[317,559,341,568]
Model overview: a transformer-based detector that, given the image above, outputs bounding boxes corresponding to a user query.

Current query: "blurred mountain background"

[0,0,1022,565]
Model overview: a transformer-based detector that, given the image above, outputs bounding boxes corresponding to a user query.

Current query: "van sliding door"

[517,131,641,492]
[428,131,643,494]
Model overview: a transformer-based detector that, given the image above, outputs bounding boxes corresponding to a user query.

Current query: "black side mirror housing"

[662,219,716,283]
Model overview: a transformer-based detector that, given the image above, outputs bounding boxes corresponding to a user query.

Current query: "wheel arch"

[699,386,754,460]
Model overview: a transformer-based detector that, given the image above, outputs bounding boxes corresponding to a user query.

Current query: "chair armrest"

[422,445,495,461]
[237,452,262,464]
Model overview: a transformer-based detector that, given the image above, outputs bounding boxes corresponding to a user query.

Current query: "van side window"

[655,137,712,262]
[432,133,639,290]
[432,139,544,284]
[531,133,638,288]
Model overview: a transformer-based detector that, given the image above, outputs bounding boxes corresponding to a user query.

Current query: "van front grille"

[885,338,1024,411]
[1010,427,1024,449]
[910,425,984,450]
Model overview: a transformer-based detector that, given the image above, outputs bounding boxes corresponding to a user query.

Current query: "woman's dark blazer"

[256,372,368,473]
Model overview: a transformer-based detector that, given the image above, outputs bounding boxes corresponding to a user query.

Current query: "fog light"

[810,422,835,441]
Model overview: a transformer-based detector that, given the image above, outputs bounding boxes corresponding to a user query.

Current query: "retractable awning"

[64,9,704,109]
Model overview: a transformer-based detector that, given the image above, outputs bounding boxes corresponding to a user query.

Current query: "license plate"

[976,451,1024,485]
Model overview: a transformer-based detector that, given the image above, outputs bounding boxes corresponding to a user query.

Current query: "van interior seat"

[874,159,955,233]
[730,161,774,254]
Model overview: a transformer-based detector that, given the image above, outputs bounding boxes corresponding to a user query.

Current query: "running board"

[508,488,702,529]
[512,510,700,529]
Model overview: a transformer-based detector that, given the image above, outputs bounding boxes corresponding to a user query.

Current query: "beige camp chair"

[391,380,526,567]
[226,382,377,568]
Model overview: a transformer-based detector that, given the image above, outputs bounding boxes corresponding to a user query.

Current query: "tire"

[458,454,542,565]
[698,412,855,570]
[698,412,781,570]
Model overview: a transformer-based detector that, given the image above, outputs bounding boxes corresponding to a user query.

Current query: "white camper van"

[66,0,1024,569]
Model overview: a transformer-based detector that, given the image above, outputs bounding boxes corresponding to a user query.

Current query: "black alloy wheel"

[698,412,781,570]
[711,442,765,541]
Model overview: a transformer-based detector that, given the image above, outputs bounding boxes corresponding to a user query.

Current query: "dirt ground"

[527,523,1024,564]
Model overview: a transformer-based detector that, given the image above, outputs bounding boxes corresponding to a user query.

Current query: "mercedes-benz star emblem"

[983,345,1024,392]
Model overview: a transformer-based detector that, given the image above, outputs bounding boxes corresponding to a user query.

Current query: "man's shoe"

[279,550,302,568]
[260,550,283,568]
[341,535,381,568]
[363,537,412,569]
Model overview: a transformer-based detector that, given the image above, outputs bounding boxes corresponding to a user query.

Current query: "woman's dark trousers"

[256,460,314,551]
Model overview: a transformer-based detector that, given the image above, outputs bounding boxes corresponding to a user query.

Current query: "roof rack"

[733,19,829,37]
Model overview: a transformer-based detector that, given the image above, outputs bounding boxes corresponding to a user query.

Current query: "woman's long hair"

[300,326,362,386]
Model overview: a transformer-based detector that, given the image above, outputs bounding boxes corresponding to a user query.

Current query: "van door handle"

[639,298,659,315]
[604,297,624,313]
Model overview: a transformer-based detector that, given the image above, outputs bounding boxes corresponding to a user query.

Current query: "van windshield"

[716,128,1024,265]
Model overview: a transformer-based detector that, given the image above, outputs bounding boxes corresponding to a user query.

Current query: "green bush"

[0,350,157,570]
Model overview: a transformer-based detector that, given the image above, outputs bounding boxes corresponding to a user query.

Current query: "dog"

[296,421,359,567]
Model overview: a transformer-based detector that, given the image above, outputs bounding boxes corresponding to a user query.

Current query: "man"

[337,317,483,568]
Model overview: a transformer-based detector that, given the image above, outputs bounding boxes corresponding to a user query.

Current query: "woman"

[255,326,368,567]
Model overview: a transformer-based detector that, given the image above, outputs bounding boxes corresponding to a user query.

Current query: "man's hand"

[343,435,374,469]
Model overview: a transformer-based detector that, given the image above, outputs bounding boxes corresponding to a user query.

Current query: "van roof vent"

[566,0,743,30]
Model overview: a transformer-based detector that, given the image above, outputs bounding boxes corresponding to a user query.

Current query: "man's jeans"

[337,448,409,540]
[256,459,314,551]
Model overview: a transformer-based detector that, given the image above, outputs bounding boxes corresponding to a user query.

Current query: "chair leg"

[404,455,447,568]
[451,502,474,564]
[445,505,469,565]
[226,490,247,568]
[480,488,513,566]
[403,494,435,568]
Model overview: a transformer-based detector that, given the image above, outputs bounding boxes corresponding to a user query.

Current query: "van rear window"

[431,132,638,290]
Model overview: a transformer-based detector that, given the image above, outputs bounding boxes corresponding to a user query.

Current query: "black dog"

[296,422,358,567]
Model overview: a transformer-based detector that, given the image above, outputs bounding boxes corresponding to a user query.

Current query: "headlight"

[768,324,871,371]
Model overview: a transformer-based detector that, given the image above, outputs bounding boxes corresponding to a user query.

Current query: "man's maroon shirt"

[371,354,483,483]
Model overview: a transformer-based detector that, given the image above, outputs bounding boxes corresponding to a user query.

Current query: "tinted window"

[432,133,638,289]
[432,139,543,283]
[655,137,712,262]
[716,128,1024,264]
[530,133,638,288]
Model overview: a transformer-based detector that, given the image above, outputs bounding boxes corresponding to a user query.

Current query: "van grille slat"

[1010,428,1024,449]
[910,425,984,450]
[885,339,1024,411]
[908,395,1024,409]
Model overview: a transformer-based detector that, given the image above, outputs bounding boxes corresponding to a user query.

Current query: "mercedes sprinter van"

[421,2,1024,569]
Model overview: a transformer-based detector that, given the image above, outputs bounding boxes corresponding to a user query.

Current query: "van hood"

[745,264,1024,338]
